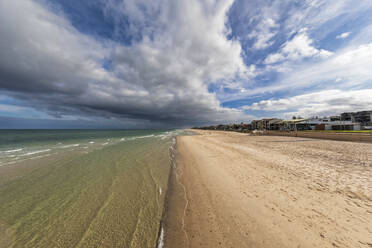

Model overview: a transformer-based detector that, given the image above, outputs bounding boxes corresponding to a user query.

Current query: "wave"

[5,155,17,158]
[155,130,185,141]
[1,148,23,153]
[121,134,155,142]
[136,134,155,139]
[60,144,80,148]
[21,149,51,156]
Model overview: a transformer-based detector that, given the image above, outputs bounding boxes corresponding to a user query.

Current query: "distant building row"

[250,111,372,131]
[196,110,372,132]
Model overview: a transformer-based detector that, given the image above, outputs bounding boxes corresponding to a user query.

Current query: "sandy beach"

[164,130,372,248]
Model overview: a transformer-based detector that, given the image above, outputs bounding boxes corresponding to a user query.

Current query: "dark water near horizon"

[0,129,187,247]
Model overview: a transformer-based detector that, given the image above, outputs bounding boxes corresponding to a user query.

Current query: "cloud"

[282,1,372,40]
[0,104,33,113]
[264,29,332,64]
[230,0,371,52]
[274,42,372,90]
[227,4,372,102]
[336,32,351,39]
[223,0,372,117]
[232,0,283,50]
[242,89,372,118]
[0,0,251,127]
[222,39,372,106]
[1,0,372,127]
[0,116,149,129]
[249,17,279,50]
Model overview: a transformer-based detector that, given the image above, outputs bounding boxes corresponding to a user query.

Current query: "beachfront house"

[341,110,372,129]
[278,119,308,131]
[250,120,260,130]
[293,118,361,131]
[267,119,282,130]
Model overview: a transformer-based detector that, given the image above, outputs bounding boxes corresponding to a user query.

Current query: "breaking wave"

[0,148,23,153]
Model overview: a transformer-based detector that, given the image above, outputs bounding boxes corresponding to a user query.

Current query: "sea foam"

[61,144,80,148]
[22,149,51,156]
[1,148,23,153]
[157,226,165,248]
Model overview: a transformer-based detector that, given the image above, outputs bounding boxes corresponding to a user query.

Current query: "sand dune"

[164,130,372,248]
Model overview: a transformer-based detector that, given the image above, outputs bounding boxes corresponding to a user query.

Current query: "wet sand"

[164,130,372,248]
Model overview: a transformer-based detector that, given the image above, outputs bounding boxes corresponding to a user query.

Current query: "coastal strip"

[164,130,372,248]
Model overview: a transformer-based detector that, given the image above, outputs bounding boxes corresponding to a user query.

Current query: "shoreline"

[163,130,372,247]
[161,136,189,247]
[156,138,178,248]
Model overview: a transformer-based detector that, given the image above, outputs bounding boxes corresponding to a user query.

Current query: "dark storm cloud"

[0,0,250,127]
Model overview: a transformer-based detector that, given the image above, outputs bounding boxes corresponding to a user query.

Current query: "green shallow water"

[0,130,183,248]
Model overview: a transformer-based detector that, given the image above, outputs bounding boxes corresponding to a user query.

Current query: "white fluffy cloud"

[336,32,351,39]
[242,89,372,118]
[0,0,251,126]
[264,29,332,64]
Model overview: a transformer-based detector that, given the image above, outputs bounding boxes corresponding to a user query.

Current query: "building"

[248,112,368,132]
[276,118,361,131]
[330,116,341,121]
[267,119,282,130]
[250,120,260,130]
[341,112,353,121]
[303,118,360,131]
[261,118,276,130]
[278,119,308,131]
[250,118,282,130]
[353,111,372,125]
[341,111,372,125]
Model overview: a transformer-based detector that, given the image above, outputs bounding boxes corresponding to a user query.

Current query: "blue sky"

[0,0,372,128]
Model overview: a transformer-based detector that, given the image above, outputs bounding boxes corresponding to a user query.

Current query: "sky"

[0,0,372,128]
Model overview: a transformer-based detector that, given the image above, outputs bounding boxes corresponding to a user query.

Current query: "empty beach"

[164,130,372,248]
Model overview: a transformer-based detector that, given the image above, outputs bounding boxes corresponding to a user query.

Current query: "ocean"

[0,129,187,248]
